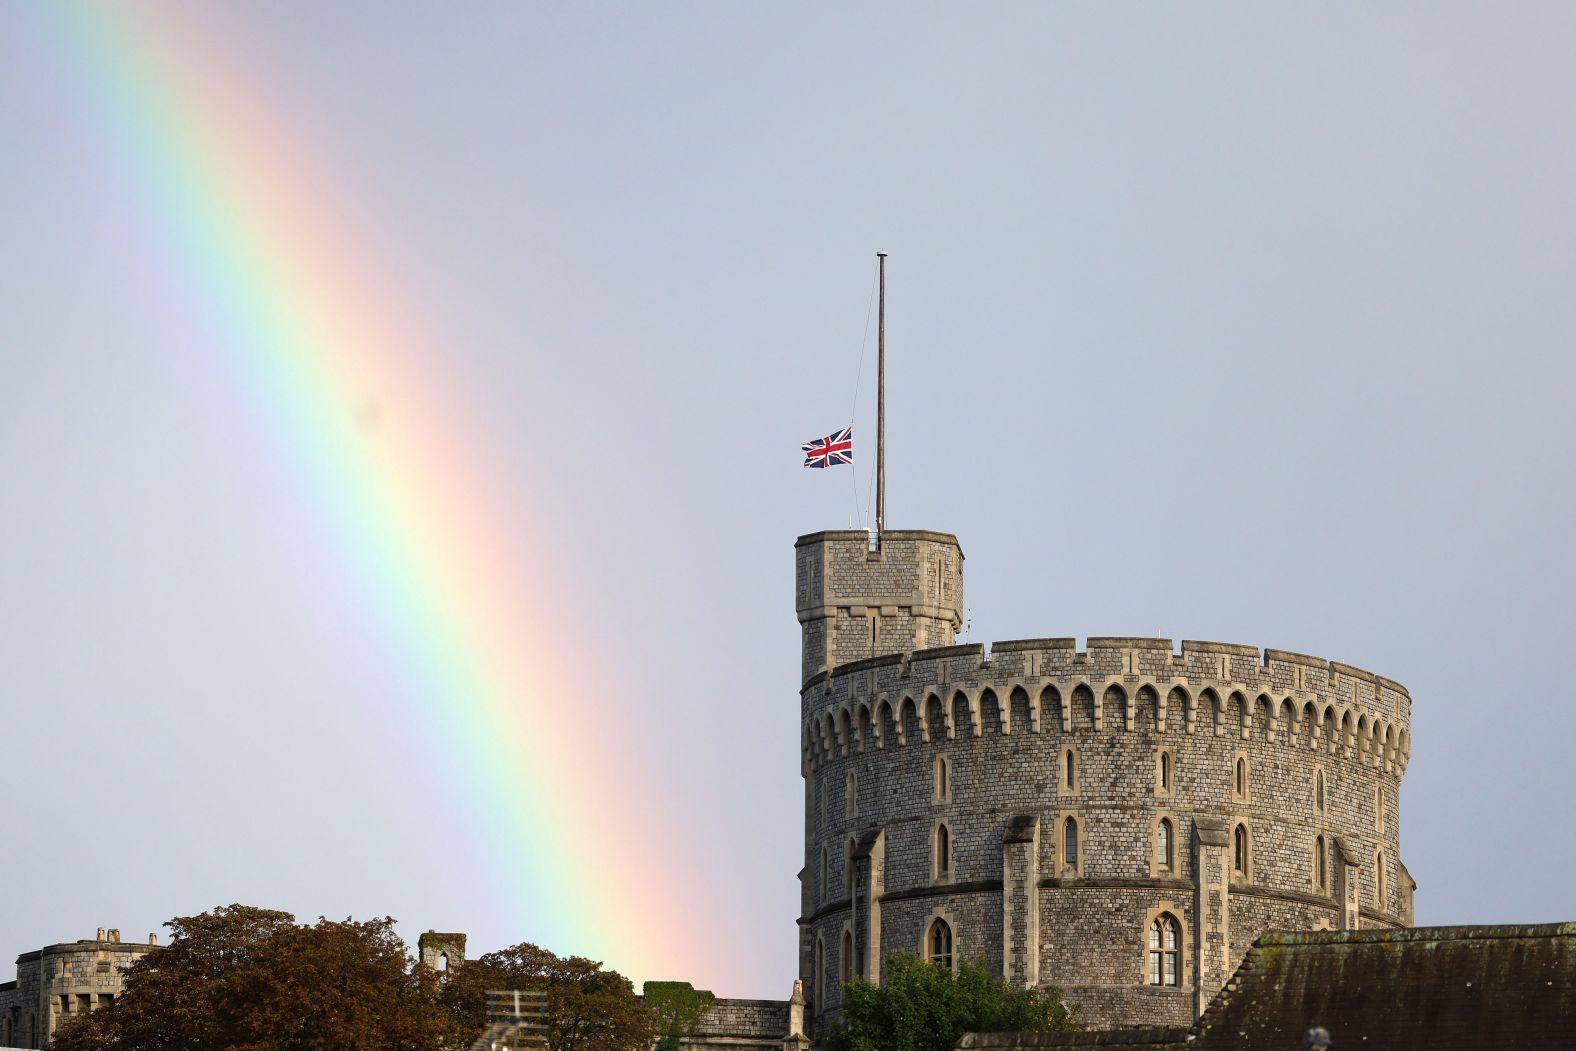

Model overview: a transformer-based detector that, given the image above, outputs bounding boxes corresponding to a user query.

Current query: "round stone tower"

[795,529,1413,1031]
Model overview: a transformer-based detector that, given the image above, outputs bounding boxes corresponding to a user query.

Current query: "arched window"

[1233,823,1249,877]
[1157,818,1173,869]
[437,952,450,984]
[1160,752,1171,791]
[935,824,951,879]
[1376,850,1387,905]
[845,838,855,894]
[1063,816,1079,869]
[820,847,829,900]
[1235,757,1247,797]
[926,918,953,968]
[1315,769,1325,812]
[1376,786,1385,833]
[934,755,950,802]
[1148,913,1181,986]
[1315,835,1327,890]
[841,930,853,984]
[1064,749,1077,791]
[846,773,857,820]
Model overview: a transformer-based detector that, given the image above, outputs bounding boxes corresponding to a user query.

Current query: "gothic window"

[1157,818,1174,869]
[1061,748,1078,794]
[1315,769,1326,813]
[1063,816,1079,870]
[1148,913,1181,986]
[846,773,857,820]
[1235,757,1247,798]
[1160,752,1171,792]
[1375,786,1385,833]
[1376,849,1387,907]
[934,823,952,880]
[934,755,950,802]
[1315,835,1327,891]
[1233,823,1250,879]
[927,918,954,968]
[841,930,853,985]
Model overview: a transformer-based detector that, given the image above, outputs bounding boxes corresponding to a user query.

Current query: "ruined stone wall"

[795,529,1413,1033]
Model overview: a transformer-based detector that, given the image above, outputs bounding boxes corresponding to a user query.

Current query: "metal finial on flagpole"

[876,252,886,543]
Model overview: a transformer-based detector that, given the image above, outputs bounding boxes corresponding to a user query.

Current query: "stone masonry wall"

[799,636,1411,1032]
[793,530,1413,1034]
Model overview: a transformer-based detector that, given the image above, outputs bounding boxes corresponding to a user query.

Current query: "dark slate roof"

[1194,922,1576,1050]
[958,1030,1188,1049]
[957,923,1576,1051]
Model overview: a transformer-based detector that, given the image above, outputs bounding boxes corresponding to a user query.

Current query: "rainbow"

[6,4,717,984]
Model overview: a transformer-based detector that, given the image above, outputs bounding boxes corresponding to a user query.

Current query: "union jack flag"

[802,426,853,468]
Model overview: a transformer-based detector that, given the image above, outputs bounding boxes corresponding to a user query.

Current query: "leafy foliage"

[433,941,653,1051]
[644,980,716,1051]
[51,905,445,1051]
[824,953,1080,1051]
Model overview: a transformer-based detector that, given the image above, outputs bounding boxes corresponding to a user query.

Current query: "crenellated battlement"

[800,636,1411,777]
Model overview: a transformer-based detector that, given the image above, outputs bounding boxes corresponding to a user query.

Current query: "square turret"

[794,530,964,683]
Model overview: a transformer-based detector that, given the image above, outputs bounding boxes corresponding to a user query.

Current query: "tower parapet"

[795,530,964,684]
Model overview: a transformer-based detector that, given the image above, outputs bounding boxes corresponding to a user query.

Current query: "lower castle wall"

[682,998,791,1051]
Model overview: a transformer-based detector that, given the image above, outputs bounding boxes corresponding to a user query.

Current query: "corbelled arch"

[1194,687,1220,736]
[951,689,977,739]
[1134,684,1159,733]
[1008,685,1033,735]
[898,696,920,747]
[924,693,946,745]
[980,687,1006,735]
[1041,683,1064,733]
[876,698,896,749]
[1102,682,1127,733]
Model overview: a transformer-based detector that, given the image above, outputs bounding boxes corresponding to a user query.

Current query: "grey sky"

[2,3,1574,997]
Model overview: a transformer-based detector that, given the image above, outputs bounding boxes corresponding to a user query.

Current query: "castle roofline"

[1253,921,1576,946]
[809,636,1410,698]
[16,939,159,963]
[794,529,963,554]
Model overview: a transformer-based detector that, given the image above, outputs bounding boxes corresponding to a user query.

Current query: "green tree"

[825,953,1080,1051]
[643,981,716,1051]
[433,942,652,1051]
[51,904,445,1051]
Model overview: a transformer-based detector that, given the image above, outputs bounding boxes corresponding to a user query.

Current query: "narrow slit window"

[1064,817,1079,869]
[1160,752,1171,791]
[1234,823,1248,876]
[935,824,951,879]
[1157,818,1173,869]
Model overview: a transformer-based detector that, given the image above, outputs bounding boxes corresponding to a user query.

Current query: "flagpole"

[876,252,887,540]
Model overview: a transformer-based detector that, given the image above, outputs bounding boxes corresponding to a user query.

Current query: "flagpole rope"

[848,269,879,526]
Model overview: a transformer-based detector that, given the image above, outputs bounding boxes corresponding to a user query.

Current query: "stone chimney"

[96,928,105,942]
